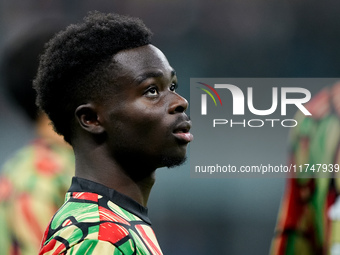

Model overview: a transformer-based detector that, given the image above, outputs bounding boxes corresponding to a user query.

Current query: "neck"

[74,148,156,207]
[36,113,70,147]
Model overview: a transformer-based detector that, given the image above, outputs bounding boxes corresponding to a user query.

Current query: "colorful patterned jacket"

[39,177,163,255]
[0,139,74,255]
[271,84,340,254]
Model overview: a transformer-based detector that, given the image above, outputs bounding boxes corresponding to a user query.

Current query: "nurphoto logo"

[190,78,340,178]
[197,82,312,128]
[196,82,223,115]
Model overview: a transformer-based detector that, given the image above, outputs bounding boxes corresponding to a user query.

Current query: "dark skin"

[72,44,193,207]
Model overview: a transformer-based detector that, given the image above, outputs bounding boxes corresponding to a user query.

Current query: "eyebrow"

[136,70,176,84]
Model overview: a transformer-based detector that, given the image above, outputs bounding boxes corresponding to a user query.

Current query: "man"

[0,25,74,255]
[34,11,193,254]
[270,82,340,255]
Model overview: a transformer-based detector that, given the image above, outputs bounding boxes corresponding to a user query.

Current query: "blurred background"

[1,1,340,254]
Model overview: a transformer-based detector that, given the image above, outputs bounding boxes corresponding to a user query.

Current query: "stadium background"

[1,1,340,254]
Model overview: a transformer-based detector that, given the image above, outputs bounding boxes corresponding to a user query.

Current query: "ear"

[74,104,105,134]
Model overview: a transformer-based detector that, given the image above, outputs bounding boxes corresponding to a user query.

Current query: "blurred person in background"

[0,23,74,255]
[271,82,340,254]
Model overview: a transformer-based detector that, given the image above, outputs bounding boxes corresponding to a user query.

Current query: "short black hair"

[33,11,152,143]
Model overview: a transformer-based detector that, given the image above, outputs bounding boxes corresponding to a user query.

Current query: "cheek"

[110,103,168,138]
[131,113,167,138]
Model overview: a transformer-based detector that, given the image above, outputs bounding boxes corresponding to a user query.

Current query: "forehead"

[112,44,173,79]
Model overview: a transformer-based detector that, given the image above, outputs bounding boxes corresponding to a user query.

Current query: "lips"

[173,121,194,143]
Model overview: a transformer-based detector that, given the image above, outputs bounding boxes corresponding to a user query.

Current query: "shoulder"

[0,138,74,206]
[1,138,73,179]
[290,86,339,141]
[40,239,124,255]
[40,192,163,255]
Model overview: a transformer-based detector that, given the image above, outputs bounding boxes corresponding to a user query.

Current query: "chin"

[161,155,187,168]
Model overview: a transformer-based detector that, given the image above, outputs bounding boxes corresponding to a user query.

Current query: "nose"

[168,93,189,114]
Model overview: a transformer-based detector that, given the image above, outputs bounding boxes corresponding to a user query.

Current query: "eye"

[145,86,159,96]
[170,82,178,92]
